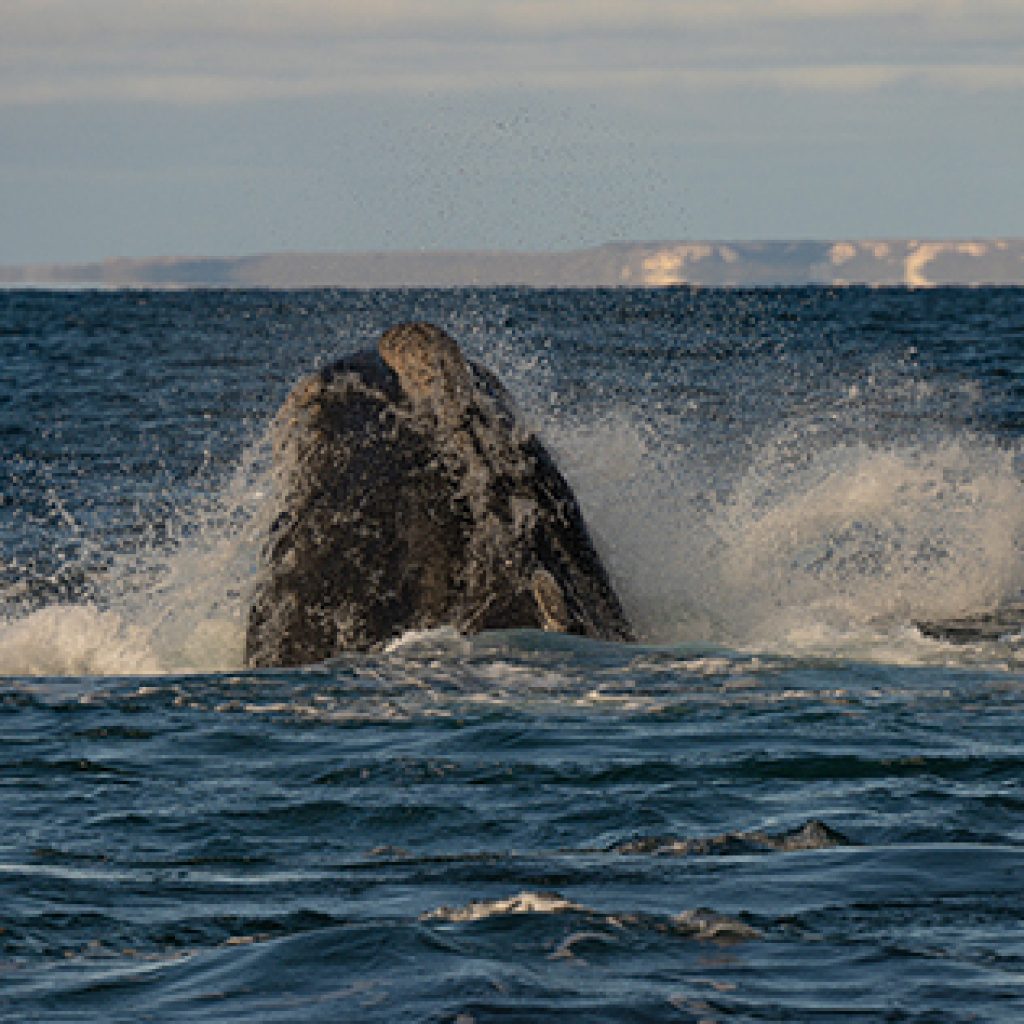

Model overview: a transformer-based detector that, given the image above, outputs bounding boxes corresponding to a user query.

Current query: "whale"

[914,602,1024,644]
[245,322,633,668]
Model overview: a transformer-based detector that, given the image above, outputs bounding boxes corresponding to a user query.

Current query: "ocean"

[2,286,1024,1022]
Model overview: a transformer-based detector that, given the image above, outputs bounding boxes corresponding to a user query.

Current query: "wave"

[611,818,851,856]
[422,891,584,922]
[420,890,761,943]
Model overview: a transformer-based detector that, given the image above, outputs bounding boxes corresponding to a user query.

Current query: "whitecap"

[420,890,761,943]
[421,891,584,923]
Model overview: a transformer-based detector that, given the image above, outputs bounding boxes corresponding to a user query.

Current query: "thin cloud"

[3,0,1022,105]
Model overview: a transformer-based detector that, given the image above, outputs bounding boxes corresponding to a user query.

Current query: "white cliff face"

[902,241,993,287]
[640,245,730,286]
[632,239,1022,288]
[642,245,708,286]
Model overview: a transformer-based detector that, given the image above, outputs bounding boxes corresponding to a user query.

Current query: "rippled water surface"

[3,288,1024,1021]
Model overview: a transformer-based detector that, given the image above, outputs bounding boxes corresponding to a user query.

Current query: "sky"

[3,0,1023,263]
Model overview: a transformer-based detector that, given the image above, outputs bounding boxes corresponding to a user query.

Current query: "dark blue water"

[3,287,1024,1021]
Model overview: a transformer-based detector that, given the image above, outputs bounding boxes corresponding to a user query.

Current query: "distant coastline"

[3,240,1023,289]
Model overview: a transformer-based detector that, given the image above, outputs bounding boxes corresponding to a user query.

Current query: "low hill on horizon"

[3,240,1024,289]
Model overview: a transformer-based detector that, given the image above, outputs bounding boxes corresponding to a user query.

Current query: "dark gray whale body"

[245,323,633,668]
[914,602,1024,644]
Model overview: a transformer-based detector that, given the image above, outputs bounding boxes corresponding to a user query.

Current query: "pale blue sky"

[3,0,1022,262]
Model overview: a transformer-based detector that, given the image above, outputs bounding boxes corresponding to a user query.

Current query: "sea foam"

[549,408,1024,662]
[0,440,270,677]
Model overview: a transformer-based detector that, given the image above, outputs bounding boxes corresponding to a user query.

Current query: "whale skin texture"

[244,323,633,668]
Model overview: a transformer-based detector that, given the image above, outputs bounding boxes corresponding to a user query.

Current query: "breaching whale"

[245,322,633,667]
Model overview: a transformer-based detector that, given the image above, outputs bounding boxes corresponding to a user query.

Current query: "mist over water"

[554,413,1024,660]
